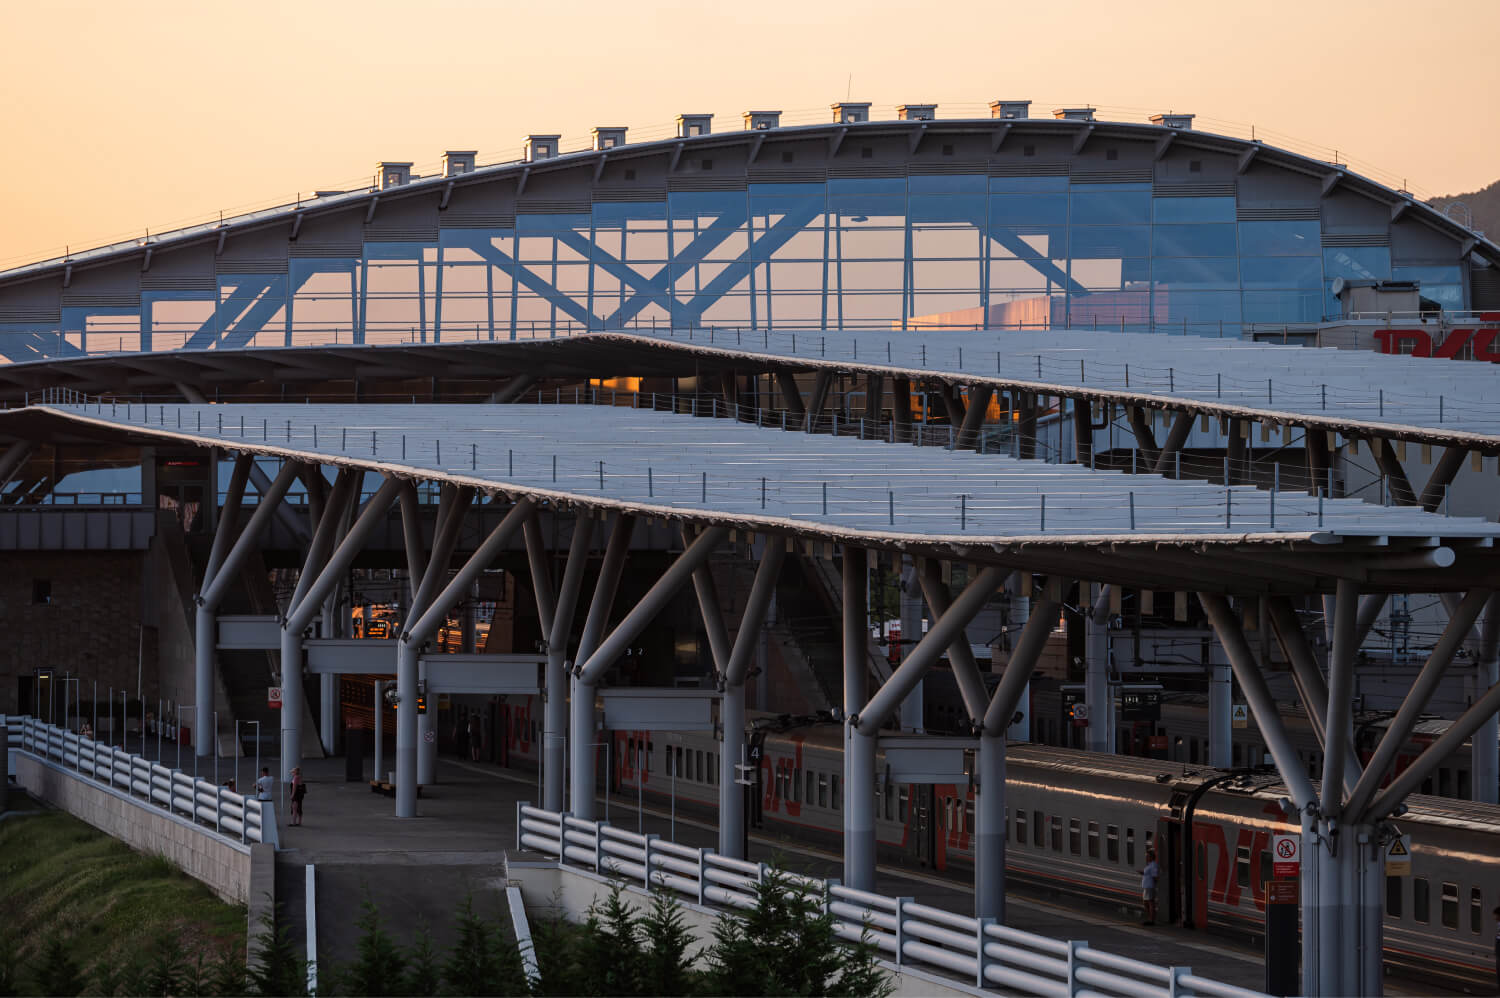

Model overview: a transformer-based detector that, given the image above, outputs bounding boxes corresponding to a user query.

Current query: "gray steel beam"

[523,513,556,638]
[1127,407,1161,469]
[202,453,254,590]
[975,732,1006,920]
[775,370,806,419]
[1417,446,1467,512]
[398,482,426,604]
[1372,437,1417,506]
[1266,597,1360,796]
[1151,411,1194,475]
[542,517,594,811]
[193,452,253,760]
[1197,593,1318,810]
[958,386,992,450]
[570,513,635,819]
[1345,587,1492,822]
[486,374,537,404]
[689,548,732,675]
[1476,596,1500,805]
[843,546,874,891]
[199,460,302,610]
[1322,579,1359,815]
[1086,583,1113,754]
[857,565,1006,735]
[982,589,1064,736]
[577,526,729,684]
[0,441,35,491]
[807,371,834,425]
[915,560,987,725]
[410,485,475,787]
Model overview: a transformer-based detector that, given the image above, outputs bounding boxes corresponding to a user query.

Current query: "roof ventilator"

[523,135,560,162]
[830,102,871,123]
[1053,107,1097,122]
[990,100,1031,119]
[1150,113,1195,130]
[376,162,412,189]
[743,111,781,130]
[677,114,713,137]
[592,127,628,150]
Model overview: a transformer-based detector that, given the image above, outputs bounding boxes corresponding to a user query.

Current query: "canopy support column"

[569,513,635,819]
[193,452,254,761]
[843,547,873,890]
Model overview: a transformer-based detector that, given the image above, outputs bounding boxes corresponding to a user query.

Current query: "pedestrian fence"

[514,803,1266,998]
[5,715,272,846]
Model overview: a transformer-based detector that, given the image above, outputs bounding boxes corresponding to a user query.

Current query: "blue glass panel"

[1243,290,1324,323]
[668,190,748,213]
[1237,221,1320,256]
[749,182,827,198]
[1322,247,1391,281]
[1419,284,1464,308]
[989,194,1068,226]
[517,214,590,233]
[1152,197,1236,224]
[1071,257,1151,291]
[1069,190,1151,225]
[1069,226,1150,259]
[909,194,985,225]
[1240,257,1324,289]
[989,175,1069,193]
[908,174,987,194]
[1067,291,1152,326]
[592,202,668,224]
[828,177,906,195]
[831,195,906,218]
[1152,257,1240,290]
[1153,224,1238,257]
[1161,290,1242,323]
[1392,265,1462,286]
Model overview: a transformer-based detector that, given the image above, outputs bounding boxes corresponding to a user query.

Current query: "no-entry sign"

[268,686,282,710]
[1272,833,1300,877]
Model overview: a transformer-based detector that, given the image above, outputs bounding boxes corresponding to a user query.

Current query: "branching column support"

[1305,430,1331,495]
[863,374,884,423]
[569,513,636,819]
[399,497,533,816]
[192,452,255,760]
[891,377,913,443]
[1072,403,1093,466]
[774,371,806,427]
[1372,437,1418,507]
[1151,411,1194,476]
[1016,394,1037,460]
[412,485,477,786]
[1266,598,1360,796]
[958,386,992,450]
[0,441,35,491]
[1226,419,1247,485]
[1417,446,1467,512]
[1127,406,1161,470]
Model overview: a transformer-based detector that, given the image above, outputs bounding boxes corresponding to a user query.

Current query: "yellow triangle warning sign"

[1387,839,1408,856]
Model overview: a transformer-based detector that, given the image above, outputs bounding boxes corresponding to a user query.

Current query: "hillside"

[1430,177,1500,238]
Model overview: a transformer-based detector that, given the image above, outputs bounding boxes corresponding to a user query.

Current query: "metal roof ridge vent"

[1149,113,1195,130]
[896,104,937,121]
[1053,107,1096,122]
[990,100,1031,119]
[677,114,713,137]
[523,135,561,162]
[442,151,477,177]
[592,127,628,150]
[743,110,781,130]
[376,162,413,190]
[831,101,871,123]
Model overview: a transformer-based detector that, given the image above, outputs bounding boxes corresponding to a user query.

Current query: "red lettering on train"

[1372,321,1500,363]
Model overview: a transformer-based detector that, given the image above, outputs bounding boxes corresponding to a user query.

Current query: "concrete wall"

[16,752,252,905]
[506,859,982,998]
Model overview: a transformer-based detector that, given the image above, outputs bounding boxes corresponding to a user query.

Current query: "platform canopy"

[5,400,1497,593]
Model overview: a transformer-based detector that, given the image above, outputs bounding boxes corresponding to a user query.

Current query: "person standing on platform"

[468,713,483,762]
[289,766,305,826]
[255,766,274,802]
[1140,849,1161,926]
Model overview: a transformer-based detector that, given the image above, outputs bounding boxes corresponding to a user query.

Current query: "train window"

[1016,810,1027,845]
[1050,817,1062,852]
[807,771,815,805]
[1232,743,1242,767]
[818,774,827,808]
[943,799,953,831]
[1034,811,1044,848]
[832,775,840,811]
[647,741,654,771]
[898,787,909,823]
[1472,887,1483,933]
[1438,769,1451,798]
[1236,846,1251,888]
[1069,819,1081,855]
[1259,850,1272,884]
[1087,822,1100,859]
[965,801,974,833]
[1197,843,1205,881]
[1441,883,1458,929]
[1413,878,1430,924]
[1459,769,1470,800]
[884,788,894,822]
[1126,829,1136,867]
[1106,825,1119,862]
[1386,877,1401,918]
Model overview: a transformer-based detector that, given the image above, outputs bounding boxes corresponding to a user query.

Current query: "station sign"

[1271,833,1300,877]
[1120,689,1161,722]
[1232,704,1249,729]
[267,687,282,710]
[1384,835,1412,877]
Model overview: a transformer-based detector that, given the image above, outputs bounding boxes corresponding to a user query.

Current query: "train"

[451,693,1500,993]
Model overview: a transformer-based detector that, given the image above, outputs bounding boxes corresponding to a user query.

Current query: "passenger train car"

[466,695,1500,992]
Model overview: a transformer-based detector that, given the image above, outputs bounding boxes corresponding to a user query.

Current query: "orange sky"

[2,0,1496,269]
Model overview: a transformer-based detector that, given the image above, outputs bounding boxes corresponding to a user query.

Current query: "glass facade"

[1,165,1477,360]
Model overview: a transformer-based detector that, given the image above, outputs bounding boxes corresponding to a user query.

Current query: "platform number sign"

[1384,835,1413,877]
[1271,833,1300,877]
[267,687,282,710]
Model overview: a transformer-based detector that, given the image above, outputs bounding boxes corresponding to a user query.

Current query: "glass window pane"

[909,174,987,195]
[1153,197,1237,224]
[1070,226,1151,259]
[1243,290,1325,323]
[828,177,905,195]
[1413,878,1429,923]
[990,194,1068,226]
[1241,257,1324,289]
[1153,257,1240,290]
[1161,290,1243,324]
[1238,220,1321,256]
[1070,191,1151,225]
[1387,877,1402,917]
[1323,246,1391,281]
[1441,883,1458,929]
[1154,224,1238,257]
[989,175,1069,193]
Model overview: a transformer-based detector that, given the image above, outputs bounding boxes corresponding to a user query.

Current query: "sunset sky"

[2,0,1496,269]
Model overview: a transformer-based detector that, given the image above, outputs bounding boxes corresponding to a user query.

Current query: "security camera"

[384,687,401,707]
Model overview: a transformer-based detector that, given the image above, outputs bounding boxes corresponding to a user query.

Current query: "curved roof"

[1,115,1494,288]
[4,400,1495,594]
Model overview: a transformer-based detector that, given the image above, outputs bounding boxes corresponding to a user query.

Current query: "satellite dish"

[1331,276,1346,298]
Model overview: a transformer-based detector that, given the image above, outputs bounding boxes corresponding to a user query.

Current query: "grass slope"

[0,810,245,992]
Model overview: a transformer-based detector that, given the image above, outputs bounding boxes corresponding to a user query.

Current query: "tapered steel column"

[975,732,1006,920]
[540,520,593,811]
[1208,661,1232,768]
[1323,579,1359,815]
[569,514,634,819]
[842,547,874,890]
[1084,584,1112,753]
[194,453,254,760]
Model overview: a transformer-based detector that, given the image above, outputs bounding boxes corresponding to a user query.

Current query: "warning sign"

[423,730,436,744]
[267,687,282,710]
[1272,833,1300,877]
[1232,704,1249,729]
[1266,881,1299,904]
[1385,835,1412,877]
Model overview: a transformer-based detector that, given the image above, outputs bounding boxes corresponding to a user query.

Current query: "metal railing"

[514,803,1266,998]
[6,715,272,846]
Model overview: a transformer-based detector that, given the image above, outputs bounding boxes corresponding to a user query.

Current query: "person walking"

[468,713,483,762]
[255,766,274,802]
[1140,849,1161,926]
[289,766,305,826]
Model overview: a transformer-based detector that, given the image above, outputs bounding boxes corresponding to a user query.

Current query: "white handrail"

[511,800,1270,998]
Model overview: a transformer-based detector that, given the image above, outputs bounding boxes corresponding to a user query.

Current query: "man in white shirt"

[255,766,274,802]
[1140,849,1161,925]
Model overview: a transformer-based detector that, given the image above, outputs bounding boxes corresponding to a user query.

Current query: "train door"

[1164,789,1192,926]
[497,702,512,767]
[913,785,937,867]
